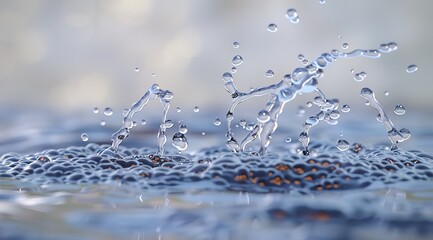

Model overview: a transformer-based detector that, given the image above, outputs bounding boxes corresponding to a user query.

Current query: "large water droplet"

[172,133,188,151]
[265,70,275,78]
[336,139,349,151]
[232,55,244,66]
[104,107,113,116]
[81,133,89,142]
[394,104,406,115]
[222,72,233,82]
[406,64,418,73]
[267,23,278,32]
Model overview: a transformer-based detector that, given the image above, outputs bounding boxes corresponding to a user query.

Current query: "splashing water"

[99,84,174,156]
[222,42,403,155]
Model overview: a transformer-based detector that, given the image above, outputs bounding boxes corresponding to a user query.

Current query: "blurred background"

[0,0,432,153]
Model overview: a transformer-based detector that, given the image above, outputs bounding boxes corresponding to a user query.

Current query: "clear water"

[1,5,433,240]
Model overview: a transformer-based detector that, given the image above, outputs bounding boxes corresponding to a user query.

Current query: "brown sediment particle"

[307,159,316,164]
[333,183,339,188]
[316,185,323,191]
[294,167,305,175]
[294,180,300,185]
[304,176,313,181]
[275,164,289,171]
[321,161,329,167]
[235,174,247,182]
[284,179,291,185]
[259,182,265,187]
[310,212,330,221]
[311,167,317,172]
[270,176,282,185]
[250,177,258,184]
[344,176,350,181]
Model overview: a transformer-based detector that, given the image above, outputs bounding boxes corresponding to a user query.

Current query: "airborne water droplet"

[286,8,299,23]
[297,54,305,61]
[93,107,99,114]
[222,72,233,82]
[394,104,406,115]
[267,23,278,32]
[384,91,390,96]
[179,124,188,134]
[81,133,89,142]
[319,0,326,4]
[342,43,349,49]
[214,117,221,126]
[172,132,188,152]
[232,55,244,66]
[336,139,349,151]
[231,67,237,73]
[341,104,351,113]
[233,41,240,48]
[265,70,275,78]
[134,67,140,72]
[354,71,367,82]
[100,120,106,126]
[176,107,182,113]
[406,64,418,73]
[104,107,113,116]
[194,106,200,112]
[141,119,147,125]
[285,137,292,143]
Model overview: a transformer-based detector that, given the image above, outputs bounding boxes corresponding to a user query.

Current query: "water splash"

[223,43,399,155]
[99,84,173,157]
[360,88,410,150]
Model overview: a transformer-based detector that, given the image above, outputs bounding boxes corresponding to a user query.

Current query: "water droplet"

[93,107,99,114]
[122,108,129,116]
[134,67,140,72]
[257,110,270,122]
[179,124,188,134]
[162,120,174,128]
[239,119,247,128]
[354,71,367,82]
[302,59,309,65]
[176,107,182,113]
[222,72,233,82]
[100,120,106,126]
[296,106,306,116]
[201,132,206,136]
[342,43,349,49]
[297,54,305,61]
[233,41,240,48]
[132,121,137,127]
[265,69,275,78]
[232,55,244,66]
[350,69,355,73]
[338,35,343,39]
[406,64,418,73]
[341,104,351,113]
[336,139,350,151]
[285,137,292,143]
[306,101,313,108]
[394,104,406,115]
[151,73,156,77]
[285,9,299,23]
[193,106,200,112]
[141,119,147,125]
[246,123,255,131]
[231,67,237,73]
[306,116,319,126]
[319,0,326,4]
[384,91,390,96]
[267,23,278,32]
[104,107,113,116]
[81,133,89,142]
[172,133,188,151]
[214,117,221,126]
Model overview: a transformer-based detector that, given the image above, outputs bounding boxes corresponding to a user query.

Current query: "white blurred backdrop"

[0,0,432,116]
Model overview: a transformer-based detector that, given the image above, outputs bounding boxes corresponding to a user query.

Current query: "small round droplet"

[214,117,221,126]
[257,110,270,122]
[341,104,351,113]
[162,120,174,128]
[231,67,237,73]
[134,67,140,72]
[151,73,156,77]
[232,55,244,66]
[285,137,292,143]
[176,107,182,113]
[306,101,313,108]
[394,105,406,115]
[297,54,305,61]
[141,119,147,125]
[100,120,106,126]
[104,107,113,116]
[93,107,99,114]
[239,119,247,128]
[81,133,89,142]
[233,41,240,48]
[172,133,188,151]
[406,64,418,73]
[336,139,350,151]
[302,59,308,65]
[132,121,137,127]
[267,23,278,32]
[342,43,349,49]
[319,0,326,4]
[193,106,200,112]
[179,124,188,134]
[265,70,275,78]
[296,106,306,116]
[286,9,299,23]
[123,108,129,116]
[201,132,206,136]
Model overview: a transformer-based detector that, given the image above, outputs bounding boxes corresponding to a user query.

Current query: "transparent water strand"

[99,84,173,156]
[360,87,410,150]
[223,43,398,155]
